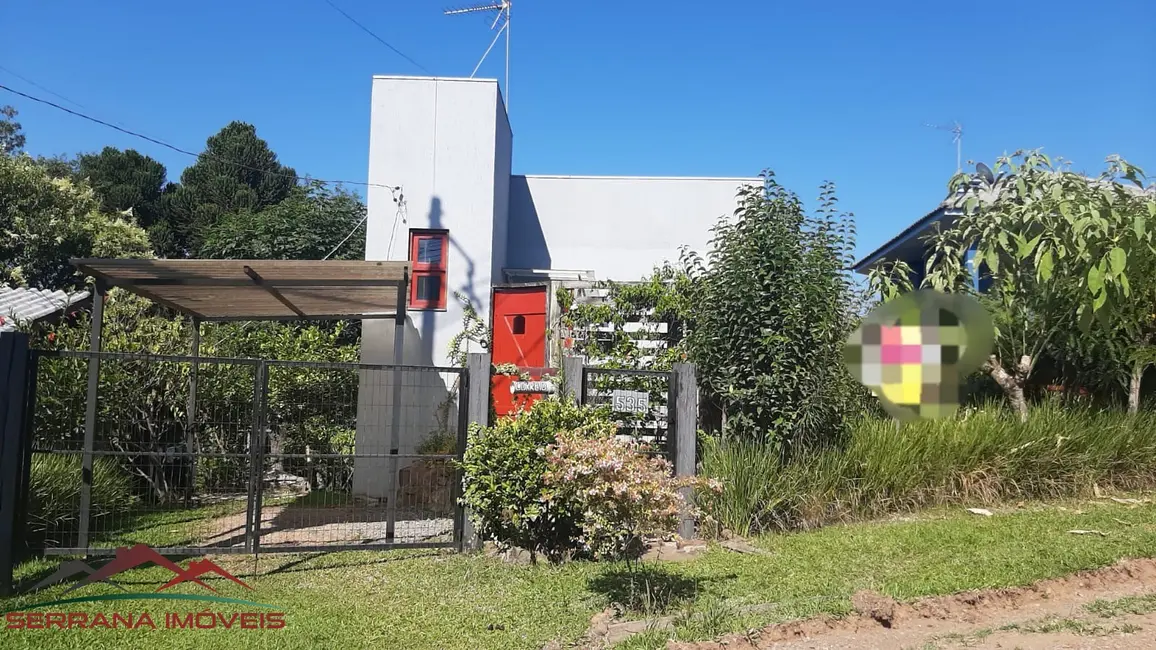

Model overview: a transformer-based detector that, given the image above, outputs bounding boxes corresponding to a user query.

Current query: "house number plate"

[611,390,649,414]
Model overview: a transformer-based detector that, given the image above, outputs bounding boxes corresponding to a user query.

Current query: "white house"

[353,75,758,499]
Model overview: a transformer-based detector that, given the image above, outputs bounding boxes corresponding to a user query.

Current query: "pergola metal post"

[185,316,201,506]
[384,270,409,542]
[77,280,107,553]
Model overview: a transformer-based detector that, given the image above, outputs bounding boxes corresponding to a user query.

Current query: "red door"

[491,286,547,417]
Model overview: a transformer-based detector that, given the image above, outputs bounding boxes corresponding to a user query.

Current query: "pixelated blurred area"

[845,291,993,421]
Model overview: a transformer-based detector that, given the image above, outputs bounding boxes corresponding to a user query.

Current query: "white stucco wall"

[355,76,511,499]
[506,175,760,281]
[353,75,756,502]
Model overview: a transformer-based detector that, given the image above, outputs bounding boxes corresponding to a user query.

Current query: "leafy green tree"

[683,172,865,452]
[1,154,152,289]
[0,105,24,155]
[75,147,171,229]
[1051,157,1156,412]
[34,154,78,180]
[159,121,298,256]
[923,150,1155,418]
[198,181,366,260]
[865,259,915,304]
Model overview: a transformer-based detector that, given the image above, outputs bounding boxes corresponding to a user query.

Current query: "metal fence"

[21,349,468,557]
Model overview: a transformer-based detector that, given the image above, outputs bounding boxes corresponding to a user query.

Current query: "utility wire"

[322,214,369,260]
[0,65,90,111]
[321,0,431,74]
[1,78,406,269]
[0,84,401,194]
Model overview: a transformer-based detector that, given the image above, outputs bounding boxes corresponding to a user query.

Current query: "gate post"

[77,281,106,553]
[460,352,491,551]
[244,360,268,555]
[671,363,698,541]
[561,355,585,404]
[0,333,33,595]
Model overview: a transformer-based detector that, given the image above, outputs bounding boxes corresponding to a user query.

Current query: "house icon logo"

[31,544,253,594]
[5,544,285,632]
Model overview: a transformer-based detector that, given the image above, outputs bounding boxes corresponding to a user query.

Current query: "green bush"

[683,173,864,451]
[459,397,613,562]
[699,402,1156,536]
[28,454,136,544]
[417,430,457,455]
[542,426,720,561]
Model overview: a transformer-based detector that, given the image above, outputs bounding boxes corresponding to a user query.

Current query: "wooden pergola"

[73,258,411,323]
[72,257,411,355]
[68,259,413,518]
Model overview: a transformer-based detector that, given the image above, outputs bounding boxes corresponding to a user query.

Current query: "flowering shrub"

[458,397,614,562]
[542,428,723,562]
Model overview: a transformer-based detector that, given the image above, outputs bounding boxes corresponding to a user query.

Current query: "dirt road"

[667,558,1156,650]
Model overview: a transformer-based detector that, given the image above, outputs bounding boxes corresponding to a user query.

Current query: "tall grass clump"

[28,454,135,546]
[699,402,1156,535]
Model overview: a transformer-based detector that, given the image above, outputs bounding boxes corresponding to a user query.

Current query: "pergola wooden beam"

[71,258,411,321]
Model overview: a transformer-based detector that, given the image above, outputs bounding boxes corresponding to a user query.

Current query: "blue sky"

[3,0,1154,261]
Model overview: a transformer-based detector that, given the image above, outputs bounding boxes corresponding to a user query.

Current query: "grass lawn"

[3,496,1156,649]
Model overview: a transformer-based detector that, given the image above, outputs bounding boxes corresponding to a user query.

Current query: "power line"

[321,0,431,74]
[0,84,401,194]
[0,65,89,111]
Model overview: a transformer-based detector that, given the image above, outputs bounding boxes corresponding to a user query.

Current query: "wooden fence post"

[562,355,585,404]
[672,362,698,541]
[461,352,492,552]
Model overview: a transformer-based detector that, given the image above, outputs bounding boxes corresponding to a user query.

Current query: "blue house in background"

[851,187,991,291]
[851,200,962,287]
[851,176,1153,290]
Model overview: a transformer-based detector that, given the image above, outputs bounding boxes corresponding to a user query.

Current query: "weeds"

[700,402,1156,535]
[998,615,1141,636]
[1085,593,1156,618]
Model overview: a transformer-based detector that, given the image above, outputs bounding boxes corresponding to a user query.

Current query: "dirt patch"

[666,557,1156,650]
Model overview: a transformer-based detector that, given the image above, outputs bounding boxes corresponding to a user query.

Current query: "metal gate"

[580,366,675,458]
[14,347,469,558]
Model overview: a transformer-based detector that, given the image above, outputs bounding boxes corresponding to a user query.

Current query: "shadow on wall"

[425,196,485,344]
[506,176,551,270]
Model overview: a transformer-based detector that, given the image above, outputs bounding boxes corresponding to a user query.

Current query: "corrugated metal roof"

[0,286,90,333]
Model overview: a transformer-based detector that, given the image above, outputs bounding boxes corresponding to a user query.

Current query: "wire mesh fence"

[581,366,673,457]
[25,350,466,556]
[256,361,463,551]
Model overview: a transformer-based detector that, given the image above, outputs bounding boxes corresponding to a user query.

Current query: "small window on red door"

[409,229,448,310]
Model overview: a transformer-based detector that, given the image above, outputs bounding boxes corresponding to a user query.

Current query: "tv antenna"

[924,121,963,173]
[445,1,511,109]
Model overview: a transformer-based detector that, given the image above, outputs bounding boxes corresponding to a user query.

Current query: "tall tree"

[1,154,152,289]
[198,181,366,260]
[923,150,1155,418]
[34,154,78,179]
[160,121,297,256]
[683,172,865,453]
[1055,157,1156,412]
[75,147,170,229]
[0,105,25,155]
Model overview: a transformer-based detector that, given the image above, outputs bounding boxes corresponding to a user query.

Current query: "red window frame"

[408,229,448,310]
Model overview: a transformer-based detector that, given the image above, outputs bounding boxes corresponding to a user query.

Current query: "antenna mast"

[445,1,511,109]
[924,121,963,173]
